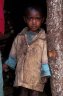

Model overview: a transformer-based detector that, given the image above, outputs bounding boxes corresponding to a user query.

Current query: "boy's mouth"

[31,26,37,28]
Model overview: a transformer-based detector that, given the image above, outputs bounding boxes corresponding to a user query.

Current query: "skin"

[24,9,44,32]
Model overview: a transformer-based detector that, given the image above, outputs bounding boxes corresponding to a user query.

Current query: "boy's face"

[25,9,43,32]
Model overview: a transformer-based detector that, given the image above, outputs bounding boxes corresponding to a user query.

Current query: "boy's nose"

[32,19,36,24]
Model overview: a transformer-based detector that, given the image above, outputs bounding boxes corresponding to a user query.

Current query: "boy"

[3,5,51,96]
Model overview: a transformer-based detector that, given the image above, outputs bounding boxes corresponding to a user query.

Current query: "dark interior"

[0,0,52,96]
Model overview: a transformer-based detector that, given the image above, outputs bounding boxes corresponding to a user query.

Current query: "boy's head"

[24,5,45,32]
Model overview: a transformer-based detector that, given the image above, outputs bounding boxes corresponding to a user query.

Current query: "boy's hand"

[2,64,8,72]
[41,77,47,83]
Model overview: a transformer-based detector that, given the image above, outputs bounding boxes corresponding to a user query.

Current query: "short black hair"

[23,4,46,18]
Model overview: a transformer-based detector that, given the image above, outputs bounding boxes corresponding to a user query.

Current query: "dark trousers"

[13,86,46,96]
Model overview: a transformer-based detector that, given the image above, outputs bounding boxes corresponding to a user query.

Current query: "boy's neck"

[28,28,41,33]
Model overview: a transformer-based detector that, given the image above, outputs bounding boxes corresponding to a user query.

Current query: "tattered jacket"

[6,27,51,92]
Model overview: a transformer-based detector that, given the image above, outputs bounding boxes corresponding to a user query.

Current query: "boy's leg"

[17,87,47,96]
[19,87,28,96]
[29,89,47,96]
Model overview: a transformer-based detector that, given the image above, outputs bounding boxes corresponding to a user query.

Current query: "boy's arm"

[41,40,51,77]
[5,56,16,70]
[3,37,17,70]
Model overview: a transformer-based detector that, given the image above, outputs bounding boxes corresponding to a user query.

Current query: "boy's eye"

[27,17,33,20]
[27,17,42,20]
[36,17,42,20]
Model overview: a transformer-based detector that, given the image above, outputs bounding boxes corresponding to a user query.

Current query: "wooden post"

[47,0,63,96]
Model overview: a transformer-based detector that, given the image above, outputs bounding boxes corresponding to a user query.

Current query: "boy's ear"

[41,17,45,24]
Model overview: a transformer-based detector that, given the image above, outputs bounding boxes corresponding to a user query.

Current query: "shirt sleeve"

[5,56,16,69]
[5,37,17,69]
[41,40,51,77]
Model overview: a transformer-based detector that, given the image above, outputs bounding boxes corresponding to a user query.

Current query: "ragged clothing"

[5,27,51,92]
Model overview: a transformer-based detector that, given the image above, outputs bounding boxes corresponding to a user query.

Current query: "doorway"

[2,0,52,96]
